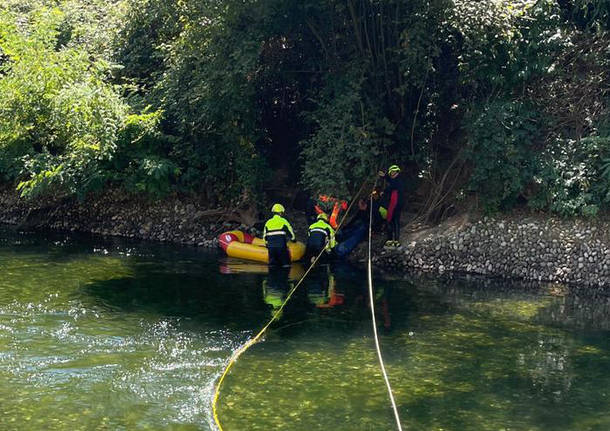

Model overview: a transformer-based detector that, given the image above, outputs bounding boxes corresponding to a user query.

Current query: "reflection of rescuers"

[263,204,296,266]
[305,212,336,264]
[378,164,405,247]
[310,266,345,309]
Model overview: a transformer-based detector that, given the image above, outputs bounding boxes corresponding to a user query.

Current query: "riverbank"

[377,214,610,288]
[2,185,610,288]
[0,186,229,248]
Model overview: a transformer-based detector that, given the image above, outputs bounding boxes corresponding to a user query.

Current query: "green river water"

[0,226,609,430]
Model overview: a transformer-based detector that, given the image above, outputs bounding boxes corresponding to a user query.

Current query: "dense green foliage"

[0,7,123,198]
[0,2,176,199]
[1,0,610,216]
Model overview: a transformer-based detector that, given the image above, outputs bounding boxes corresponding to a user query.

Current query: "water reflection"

[218,265,610,431]
[401,272,610,330]
[218,260,402,336]
[306,265,345,309]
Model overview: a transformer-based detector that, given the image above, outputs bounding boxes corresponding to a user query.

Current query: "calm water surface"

[0,226,609,430]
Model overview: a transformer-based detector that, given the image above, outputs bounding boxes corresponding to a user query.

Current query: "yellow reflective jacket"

[263,215,296,244]
[308,219,336,251]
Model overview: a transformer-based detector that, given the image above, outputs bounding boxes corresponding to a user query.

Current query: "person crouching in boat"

[305,212,336,264]
[264,203,296,266]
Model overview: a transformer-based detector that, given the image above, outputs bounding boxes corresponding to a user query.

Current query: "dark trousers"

[268,246,290,266]
[387,210,401,242]
[305,241,328,264]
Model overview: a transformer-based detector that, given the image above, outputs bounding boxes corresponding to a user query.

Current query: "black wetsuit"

[384,175,405,242]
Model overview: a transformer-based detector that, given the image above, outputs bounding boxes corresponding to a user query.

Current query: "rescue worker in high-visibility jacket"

[305,212,336,264]
[263,203,296,266]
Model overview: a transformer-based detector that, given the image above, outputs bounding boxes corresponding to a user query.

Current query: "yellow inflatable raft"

[218,230,305,263]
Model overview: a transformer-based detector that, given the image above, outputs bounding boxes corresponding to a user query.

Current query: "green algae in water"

[1,227,610,430]
[219,283,610,431]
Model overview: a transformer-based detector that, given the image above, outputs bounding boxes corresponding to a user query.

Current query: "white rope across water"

[367,195,404,431]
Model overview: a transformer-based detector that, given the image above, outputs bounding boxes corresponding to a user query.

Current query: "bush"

[0,6,175,200]
[154,0,269,201]
[107,112,181,197]
[465,100,544,212]
[0,8,126,198]
[530,136,610,217]
[300,72,392,199]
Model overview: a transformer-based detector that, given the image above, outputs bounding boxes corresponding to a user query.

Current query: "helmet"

[317,212,329,222]
[388,165,401,175]
[271,203,285,214]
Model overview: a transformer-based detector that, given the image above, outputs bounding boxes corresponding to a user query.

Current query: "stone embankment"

[375,215,610,287]
[0,186,243,248]
[2,184,610,288]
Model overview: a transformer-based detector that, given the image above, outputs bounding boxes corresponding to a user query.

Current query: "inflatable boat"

[218,230,306,263]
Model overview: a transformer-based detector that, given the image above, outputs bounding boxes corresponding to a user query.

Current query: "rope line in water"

[212,181,369,431]
[367,193,403,431]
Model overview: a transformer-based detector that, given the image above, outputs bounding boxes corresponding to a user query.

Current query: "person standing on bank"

[378,164,404,247]
[264,203,296,266]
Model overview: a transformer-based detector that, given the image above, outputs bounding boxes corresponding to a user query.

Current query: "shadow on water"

[80,253,281,330]
[406,271,610,331]
[0,225,274,330]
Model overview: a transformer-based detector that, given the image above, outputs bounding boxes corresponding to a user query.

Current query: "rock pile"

[0,186,257,248]
[375,216,610,287]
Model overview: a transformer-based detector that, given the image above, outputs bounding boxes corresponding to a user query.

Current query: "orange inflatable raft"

[218,230,306,263]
